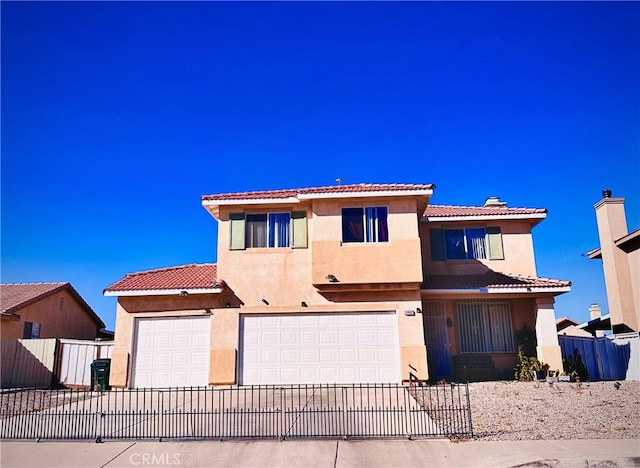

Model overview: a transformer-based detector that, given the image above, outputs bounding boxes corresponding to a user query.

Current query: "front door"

[423,301,451,379]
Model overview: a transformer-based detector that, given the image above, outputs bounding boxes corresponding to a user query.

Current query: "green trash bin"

[91,358,111,391]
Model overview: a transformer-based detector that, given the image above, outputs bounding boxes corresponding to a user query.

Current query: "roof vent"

[484,197,507,207]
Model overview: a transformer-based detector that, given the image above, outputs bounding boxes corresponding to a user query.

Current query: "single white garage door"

[131,316,210,388]
[239,312,400,385]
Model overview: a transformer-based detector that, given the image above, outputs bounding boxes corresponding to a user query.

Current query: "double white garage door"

[131,312,400,387]
[240,312,400,385]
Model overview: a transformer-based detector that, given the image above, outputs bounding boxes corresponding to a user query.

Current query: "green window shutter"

[291,211,307,248]
[487,227,504,260]
[430,229,446,261]
[229,213,246,250]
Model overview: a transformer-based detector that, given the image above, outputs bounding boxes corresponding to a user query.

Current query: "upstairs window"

[430,227,504,260]
[230,211,307,250]
[245,213,291,248]
[342,206,388,243]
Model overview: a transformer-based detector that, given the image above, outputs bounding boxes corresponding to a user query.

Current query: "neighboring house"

[1,282,106,340]
[104,183,571,388]
[556,313,596,338]
[587,190,639,333]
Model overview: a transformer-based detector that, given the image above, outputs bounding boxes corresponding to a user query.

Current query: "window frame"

[245,212,291,248]
[23,322,41,339]
[229,211,307,250]
[341,206,389,244]
[430,226,504,261]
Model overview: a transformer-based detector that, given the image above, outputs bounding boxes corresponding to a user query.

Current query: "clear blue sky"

[2,1,638,332]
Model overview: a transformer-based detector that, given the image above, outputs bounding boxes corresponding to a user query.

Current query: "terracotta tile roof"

[423,205,547,218]
[104,264,221,293]
[202,183,435,201]
[422,272,571,291]
[0,282,105,328]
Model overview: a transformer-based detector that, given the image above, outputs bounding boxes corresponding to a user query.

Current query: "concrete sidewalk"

[1,438,639,468]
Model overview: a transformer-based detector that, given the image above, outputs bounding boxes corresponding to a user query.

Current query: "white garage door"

[131,316,210,388]
[239,312,400,385]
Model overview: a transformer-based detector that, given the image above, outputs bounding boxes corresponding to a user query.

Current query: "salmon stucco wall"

[311,197,423,286]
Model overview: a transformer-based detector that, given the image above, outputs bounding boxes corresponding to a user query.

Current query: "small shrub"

[562,348,589,382]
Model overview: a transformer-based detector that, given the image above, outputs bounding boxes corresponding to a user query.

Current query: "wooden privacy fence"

[558,332,639,381]
[0,339,114,389]
[0,340,58,389]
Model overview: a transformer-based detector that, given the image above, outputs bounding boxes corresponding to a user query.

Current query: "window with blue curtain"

[268,213,291,247]
[444,229,466,259]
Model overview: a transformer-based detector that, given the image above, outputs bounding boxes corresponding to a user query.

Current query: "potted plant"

[532,359,550,380]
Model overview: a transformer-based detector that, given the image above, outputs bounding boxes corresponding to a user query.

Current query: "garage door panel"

[338,330,356,342]
[281,331,297,345]
[319,348,337,362]
[319,368,337,381]
[281,349,297,363]
[132,316,211,388]
[300,331,316,343]
[357,329,375,343]
[300,350,317,362]
[240,312,400,385]
[262,331,278,345]
[302,368,319,381]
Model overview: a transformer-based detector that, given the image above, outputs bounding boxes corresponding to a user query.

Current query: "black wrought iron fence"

[0,383,472,441]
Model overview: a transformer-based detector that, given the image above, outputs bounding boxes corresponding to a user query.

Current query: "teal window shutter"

[487,227,504,260]
[291,211,307,248]
[229,213,246,250]
[430,229,446,261]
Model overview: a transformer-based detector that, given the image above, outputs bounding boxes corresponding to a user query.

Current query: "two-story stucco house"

[104,183,571,388]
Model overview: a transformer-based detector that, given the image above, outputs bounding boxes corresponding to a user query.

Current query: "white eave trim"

[422,286,571,295]
[298,189,433,200]
[422,213,546,222]
[104,287,223,297]
[202,197,300,206]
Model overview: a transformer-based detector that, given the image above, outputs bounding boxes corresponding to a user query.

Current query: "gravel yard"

[468,380,640,441]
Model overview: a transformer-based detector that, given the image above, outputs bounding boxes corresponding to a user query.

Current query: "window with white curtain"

[342,206,388,243]
[246,213,291,248]
[457,300,514,353]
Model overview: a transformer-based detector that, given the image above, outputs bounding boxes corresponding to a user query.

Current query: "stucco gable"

[0,282,105,329]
